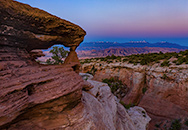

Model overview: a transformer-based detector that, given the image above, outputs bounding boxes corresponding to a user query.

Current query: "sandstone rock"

[127,106,151,130]
[64,75,150,130]
[79,73,94,80]
[64,46,81,73]
[81,61,188,130]
[29,49,45,59]
[82,80,94,91]
[0,0,86,128]
[0,65,84,128]
[0,0,86,51]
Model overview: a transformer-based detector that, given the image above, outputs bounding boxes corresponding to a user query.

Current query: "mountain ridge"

[77,47,185,58]
[77,41,188,51]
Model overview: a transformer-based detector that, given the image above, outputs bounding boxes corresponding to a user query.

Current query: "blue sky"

[16,0,188,46]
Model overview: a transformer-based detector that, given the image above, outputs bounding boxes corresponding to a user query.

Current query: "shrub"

[169,119,181,130]
[123,58,128,62]
[172,60,177,64]
[142,87,147,94]
[155,123,160,128]
[184,119,188,126]
[162,74,168,80]
[87,65,97,75]
[102,77,122,93]
[46,46,68,65]
[161,60,171,67]
[119,101,135,109]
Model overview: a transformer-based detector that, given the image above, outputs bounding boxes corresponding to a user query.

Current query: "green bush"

[169,119,181,130]
[161,60,171,67]
[102,77,123,93]
[81,49,188,66]
[46,46,68,65]
[162,74,168,80]
[119,101,135,109]
[142,87,147,94]
[87,65,97,75]
[184,119,188,126]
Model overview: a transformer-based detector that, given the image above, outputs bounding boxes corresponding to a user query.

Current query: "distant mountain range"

[77,41,188,51]
[77,47,185,58]
[76,41,188,58]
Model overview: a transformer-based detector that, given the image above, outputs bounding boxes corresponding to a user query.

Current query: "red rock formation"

[0,0,86,129]
[64,46,81,73]
[81,62,188,129]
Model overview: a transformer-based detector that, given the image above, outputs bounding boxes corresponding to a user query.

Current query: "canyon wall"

[81,62,188,129]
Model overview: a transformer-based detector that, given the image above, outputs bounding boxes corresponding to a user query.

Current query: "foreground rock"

[0,0,85,128]
[63,74,151,130]
[81,62,188,129]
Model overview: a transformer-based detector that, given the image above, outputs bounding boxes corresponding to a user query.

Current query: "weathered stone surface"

[0,0,86,128]
[63,76,151,130]
[64,46,81,73]
[79,73,94,80]
[82,80,94,91]
[127,106,151,130]
[0,0,86,51]
[0,65,84,128]
[81,62,188,129]
[29,49,45,59]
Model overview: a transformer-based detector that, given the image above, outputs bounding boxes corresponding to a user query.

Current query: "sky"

[16,0,188,46]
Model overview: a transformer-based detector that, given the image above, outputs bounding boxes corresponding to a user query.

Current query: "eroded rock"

[81,62,188,129]
[0,0,86,50]
[0,0,85,128]
[64,74,151,130]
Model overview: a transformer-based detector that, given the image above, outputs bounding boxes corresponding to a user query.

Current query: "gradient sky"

[16,0,188,46]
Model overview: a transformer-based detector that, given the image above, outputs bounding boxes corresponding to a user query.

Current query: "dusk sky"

[16,0,188,46]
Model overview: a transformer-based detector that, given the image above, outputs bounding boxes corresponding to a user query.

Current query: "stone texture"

[64,46,81,73]
[0,65,84,128]
[0,0,86,128]
[0,0,86,51]
[63,75,151,130]
[29,49,45,59]
[81,62,188,129]
[127,106,151,130]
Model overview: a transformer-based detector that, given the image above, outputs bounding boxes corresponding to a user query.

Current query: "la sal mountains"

[77,41,188,58]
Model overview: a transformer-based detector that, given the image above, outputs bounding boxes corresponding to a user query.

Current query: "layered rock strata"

[81,62,188,129]
[64,73,151,130]
[0,0,85,128]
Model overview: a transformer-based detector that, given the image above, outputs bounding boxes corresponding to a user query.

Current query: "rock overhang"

[0,0,86,51]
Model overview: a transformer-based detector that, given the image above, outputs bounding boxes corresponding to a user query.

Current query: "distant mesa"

[77,47,184,58]
[77,41,188,51]
[76,41,188,58]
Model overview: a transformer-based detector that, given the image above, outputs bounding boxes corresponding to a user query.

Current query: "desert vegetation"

[45,46,68,65]
[80,50,188,67]
[102,77,128,99]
